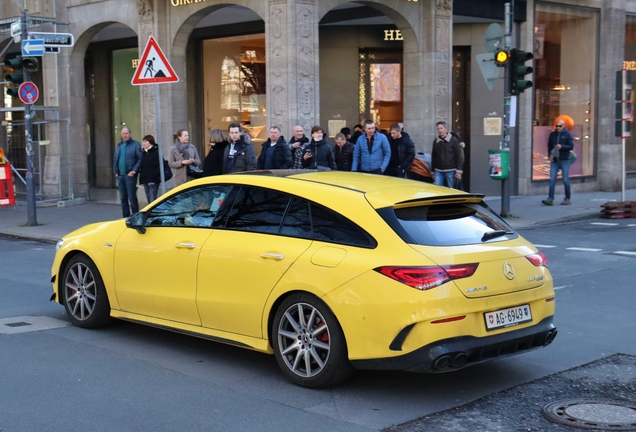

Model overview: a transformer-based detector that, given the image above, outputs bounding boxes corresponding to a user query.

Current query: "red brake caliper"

[315,321,329,343]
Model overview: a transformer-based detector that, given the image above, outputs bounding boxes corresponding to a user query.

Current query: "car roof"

[234,170,483,209]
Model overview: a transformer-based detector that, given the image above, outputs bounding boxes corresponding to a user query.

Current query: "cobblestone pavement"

[384,354,636,432]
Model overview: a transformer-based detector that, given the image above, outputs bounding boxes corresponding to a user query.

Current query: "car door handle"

[260,252,284,261]
[176,242,196,249]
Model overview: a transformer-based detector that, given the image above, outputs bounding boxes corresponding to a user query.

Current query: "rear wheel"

[62,255,112,328]
[272,293,353,388]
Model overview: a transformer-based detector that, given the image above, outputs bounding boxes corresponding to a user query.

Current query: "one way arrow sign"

[22,39,45,56]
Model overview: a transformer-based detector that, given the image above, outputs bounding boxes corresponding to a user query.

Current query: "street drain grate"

[4,322,32,328]
[542,399,636,430]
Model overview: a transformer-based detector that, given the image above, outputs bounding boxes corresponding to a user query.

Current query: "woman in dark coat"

[302,125,337,170]
[203,128,228,176]
[139,135,162,203]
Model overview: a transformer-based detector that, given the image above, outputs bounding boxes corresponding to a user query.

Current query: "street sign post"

[29,32,74,48]
[22,38,44,56]
[131,36,180,195]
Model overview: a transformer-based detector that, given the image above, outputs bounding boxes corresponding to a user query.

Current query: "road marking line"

[590,222,619,226]
[566,247,603,252]
[628,224,636,227]
[613,251,636,257]
[533,244,557,248]
[554,285,570,290]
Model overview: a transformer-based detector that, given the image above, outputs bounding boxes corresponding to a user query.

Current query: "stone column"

[410,0,452,149]
[597,1,625,192]
[266,0,320,136]
[433,0,452,125]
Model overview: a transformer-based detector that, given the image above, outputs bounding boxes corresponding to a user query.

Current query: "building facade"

[1,0,635,202]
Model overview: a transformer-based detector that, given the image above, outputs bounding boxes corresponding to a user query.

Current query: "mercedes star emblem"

[502,262,515,280]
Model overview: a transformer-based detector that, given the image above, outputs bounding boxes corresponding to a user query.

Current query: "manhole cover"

[542,399,636,430]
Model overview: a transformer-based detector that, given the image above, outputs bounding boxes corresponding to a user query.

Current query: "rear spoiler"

[393,193,486,209]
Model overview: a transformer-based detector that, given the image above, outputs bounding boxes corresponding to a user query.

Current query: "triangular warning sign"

[132,36,179,85]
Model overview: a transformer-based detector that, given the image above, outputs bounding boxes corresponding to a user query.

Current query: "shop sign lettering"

[624,61,636,71]
[384,30,403,41]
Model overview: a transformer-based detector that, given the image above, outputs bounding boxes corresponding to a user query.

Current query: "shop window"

[624,15,636,172]
[532,3,598,180]
[203,35,266,144]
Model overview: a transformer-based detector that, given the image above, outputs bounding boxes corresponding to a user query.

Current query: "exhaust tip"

[543,329,557,346]
[451,352,468,368]
[432,355,452,371]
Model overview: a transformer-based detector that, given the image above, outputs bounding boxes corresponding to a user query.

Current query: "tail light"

[375,264,478,290]
[526,251,548,268]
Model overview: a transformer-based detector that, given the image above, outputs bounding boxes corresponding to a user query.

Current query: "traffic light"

[494,49,510,67]
[509,49,533,95]
[4,55,38,97]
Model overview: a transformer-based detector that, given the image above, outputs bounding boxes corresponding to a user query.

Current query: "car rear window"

[378,202,517,246]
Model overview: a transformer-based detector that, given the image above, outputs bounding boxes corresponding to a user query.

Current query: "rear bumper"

[351,316,556,373]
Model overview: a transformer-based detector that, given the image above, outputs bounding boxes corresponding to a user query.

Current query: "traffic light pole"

[501,2,512,218]
[21,10,38,226]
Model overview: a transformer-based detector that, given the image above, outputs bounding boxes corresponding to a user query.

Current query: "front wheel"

[62,255,112,328]
[272,294,353,388]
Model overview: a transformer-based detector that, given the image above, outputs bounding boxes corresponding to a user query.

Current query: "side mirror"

[126,212,147,234]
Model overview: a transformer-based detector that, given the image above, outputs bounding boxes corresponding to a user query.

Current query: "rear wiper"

[481,230,512,242]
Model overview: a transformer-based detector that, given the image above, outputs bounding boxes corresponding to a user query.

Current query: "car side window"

[280,198,312,239]
[223,186,291,234]
[309,203,376,248]
[145,185,233,228]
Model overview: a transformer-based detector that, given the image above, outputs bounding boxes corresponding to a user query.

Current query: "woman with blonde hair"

[202,128,228,176]
[167,129,202,187]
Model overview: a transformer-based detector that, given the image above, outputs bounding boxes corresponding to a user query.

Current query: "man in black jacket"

[257,126,292,169]
[386,124,416,177]
[542,119,574,206]
[333,133,354,171]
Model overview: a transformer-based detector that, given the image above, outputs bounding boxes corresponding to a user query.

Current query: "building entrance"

[359,49,403,131]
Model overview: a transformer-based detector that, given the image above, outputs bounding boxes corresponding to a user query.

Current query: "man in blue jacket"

[113,127,143,217]
[542,119,574,206]
[352,120,391,174]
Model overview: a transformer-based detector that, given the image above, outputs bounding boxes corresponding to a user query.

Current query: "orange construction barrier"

[0,161,16,207]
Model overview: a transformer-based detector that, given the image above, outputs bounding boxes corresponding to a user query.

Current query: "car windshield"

[380,201,517,246]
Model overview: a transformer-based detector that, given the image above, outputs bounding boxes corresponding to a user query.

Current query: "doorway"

[452,46,471,191]
[359,49,403,131]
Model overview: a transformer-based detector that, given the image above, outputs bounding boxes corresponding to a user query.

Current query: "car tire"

[272,293,353,388]
[62,254,112,329]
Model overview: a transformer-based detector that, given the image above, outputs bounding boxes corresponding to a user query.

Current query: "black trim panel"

[117,318,253,350]
[352,316,555,372]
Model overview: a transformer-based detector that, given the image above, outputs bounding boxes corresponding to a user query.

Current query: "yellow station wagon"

[51,171,556,388]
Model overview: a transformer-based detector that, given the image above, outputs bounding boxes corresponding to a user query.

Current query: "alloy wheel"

[64,261,97,321]
[277,302,331,377]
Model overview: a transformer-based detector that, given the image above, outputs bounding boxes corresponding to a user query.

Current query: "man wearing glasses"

[542,120,574,206]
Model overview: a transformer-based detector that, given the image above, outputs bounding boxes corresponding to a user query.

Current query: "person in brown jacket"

[431,121,463,188]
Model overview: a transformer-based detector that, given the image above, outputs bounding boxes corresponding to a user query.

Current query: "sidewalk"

[1,189,635,244]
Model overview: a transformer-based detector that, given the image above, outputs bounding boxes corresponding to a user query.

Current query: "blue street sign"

[22,39,45,56]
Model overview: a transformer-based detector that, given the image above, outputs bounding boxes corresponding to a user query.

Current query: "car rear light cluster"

[526,251,548,268]
[375,264,479,290]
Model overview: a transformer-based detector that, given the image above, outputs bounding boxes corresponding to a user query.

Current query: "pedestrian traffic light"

[509,49,533,95]
[4,55,38,98]
[494,49,510,67]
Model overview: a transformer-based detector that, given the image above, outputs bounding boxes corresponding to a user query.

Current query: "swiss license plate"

[484,304,532,330]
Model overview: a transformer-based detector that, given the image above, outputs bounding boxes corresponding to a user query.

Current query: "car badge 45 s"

[466,285,487,293]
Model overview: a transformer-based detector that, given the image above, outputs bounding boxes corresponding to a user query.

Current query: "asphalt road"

[1,219,634,431]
